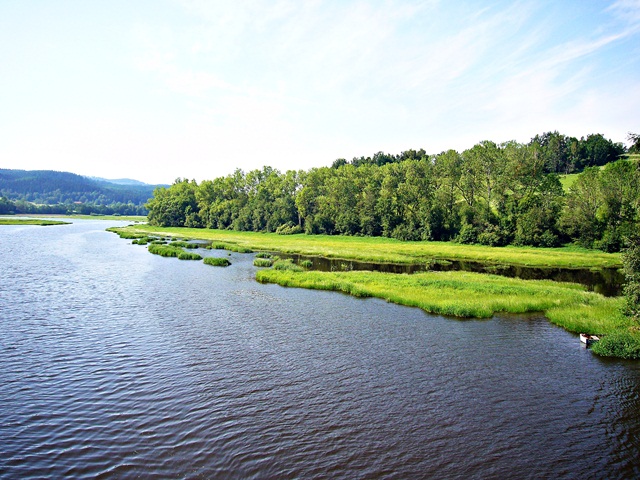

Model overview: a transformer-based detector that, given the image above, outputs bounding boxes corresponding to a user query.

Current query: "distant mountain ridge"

[0,168,166,214]
[86,176,160,187]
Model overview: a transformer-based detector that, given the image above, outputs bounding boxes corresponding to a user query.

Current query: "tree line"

[0,169,162,216]
[146,132,639,252]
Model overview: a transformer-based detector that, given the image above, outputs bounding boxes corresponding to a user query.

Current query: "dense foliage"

[146,132,637,252]
[0,169,161,215]
[622,237,640,322]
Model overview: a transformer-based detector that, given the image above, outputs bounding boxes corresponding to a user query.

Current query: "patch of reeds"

[204,257,231,267]
[109,225,622,269]
[253,258,273,267]
[170,240,206,249]
[300,260,313,269]
[226,244,253,253]
[255,252,273,259]
[591,330,640,359]
[256,268,629,333]
[107,228,145,239]
[0,218,70,226]
[272,259,303,272]
[178,251,202,260]
[148,243,201,260]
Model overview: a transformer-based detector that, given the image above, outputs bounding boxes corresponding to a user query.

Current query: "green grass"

[22,214,147,222]
[559,173,580,192]
[253,258,274,267]
[0,218,70,226]
[147,243,202,260]
[256,268,631,332]
[109,225,622,270]
[257,268,640,358]
[592,330,640,359]
[204,257,231,267]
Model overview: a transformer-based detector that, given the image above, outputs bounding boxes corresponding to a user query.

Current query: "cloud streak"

[0,0,637,183]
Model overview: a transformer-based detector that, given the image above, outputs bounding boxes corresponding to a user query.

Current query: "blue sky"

[1,0,638,184]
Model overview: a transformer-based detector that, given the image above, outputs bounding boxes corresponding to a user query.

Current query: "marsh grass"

[0,218,70,226]
[148,243,202,260]
[110,225,621,269]
[256,269,628,332]
[253,258,274,267]
[170,240,206,249]
[272,259,303,272]
[255,253,273,259]
[204,257,231,267]
[592,330,640,359]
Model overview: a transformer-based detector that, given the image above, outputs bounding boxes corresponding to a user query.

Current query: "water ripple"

[1,221,640,478]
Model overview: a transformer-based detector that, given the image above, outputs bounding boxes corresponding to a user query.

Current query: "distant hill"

[0,169,166,215]
[87,176,153,187]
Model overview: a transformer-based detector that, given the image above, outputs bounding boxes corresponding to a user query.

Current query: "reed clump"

[170,240,206,249]
[272,259,303,272]
[253,258,274,267]
[204,257,231,267]
[109,225,622,269]
[256,268,629,333]
[148,243,202,260]
[591,330,640,359]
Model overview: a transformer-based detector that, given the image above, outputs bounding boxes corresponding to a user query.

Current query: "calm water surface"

[1,220,639,479]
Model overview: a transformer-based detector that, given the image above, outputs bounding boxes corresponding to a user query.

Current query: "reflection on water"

[1,220,639,479]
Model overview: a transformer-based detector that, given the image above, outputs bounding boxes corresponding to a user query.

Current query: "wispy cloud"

[1,0,637,182]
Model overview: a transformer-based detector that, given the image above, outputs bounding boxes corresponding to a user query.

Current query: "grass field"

[111,224,622,269]
[0,218,70,226]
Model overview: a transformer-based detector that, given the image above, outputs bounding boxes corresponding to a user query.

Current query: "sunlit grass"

[110,225,621,269]
[148,243,202,260]
[256,269,627,333]
[0,218,70,226]
[204,257,231,267]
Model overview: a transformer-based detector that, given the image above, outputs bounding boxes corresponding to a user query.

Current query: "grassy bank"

[256,268,639,358]
[110,225,621,269]
[0,218,70,226]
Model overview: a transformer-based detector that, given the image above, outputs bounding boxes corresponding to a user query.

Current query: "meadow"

[0,218,70,226]
[110,225,621,269]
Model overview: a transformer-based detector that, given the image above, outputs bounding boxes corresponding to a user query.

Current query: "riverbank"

[110,225,639,358]
[256,267,639,359]
[110,225,621,269]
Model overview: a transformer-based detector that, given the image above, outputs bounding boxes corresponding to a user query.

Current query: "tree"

[560,168,603,247]
[622,236,640,322]
[146,179,200,227]
[628,132,640,154]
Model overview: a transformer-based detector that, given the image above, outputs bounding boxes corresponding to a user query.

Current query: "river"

[1,220,639,478]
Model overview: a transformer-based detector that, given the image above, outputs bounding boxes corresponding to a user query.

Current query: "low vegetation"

[108,222,640,359]
[0,218,70,226]
[204,257,231,267]
[253,258,274,267]
[110,225,621,269]
[256,268,639,357]
[148,243,202,260]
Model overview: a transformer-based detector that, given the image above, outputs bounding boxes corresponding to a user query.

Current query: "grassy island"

[0,218,70,226]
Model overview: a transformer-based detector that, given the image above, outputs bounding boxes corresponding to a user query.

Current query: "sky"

[1,0,639,185]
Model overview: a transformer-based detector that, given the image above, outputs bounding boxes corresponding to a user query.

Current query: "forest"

[145,131,638,253]
[0,169,160,216]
